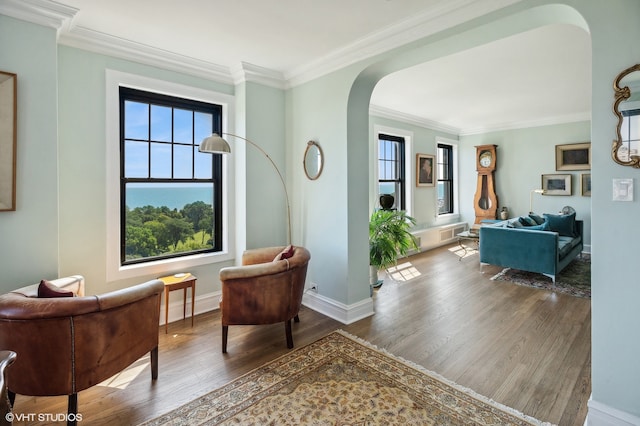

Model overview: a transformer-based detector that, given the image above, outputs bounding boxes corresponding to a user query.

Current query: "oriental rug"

[141,330,551,425]
[490,255,590,298]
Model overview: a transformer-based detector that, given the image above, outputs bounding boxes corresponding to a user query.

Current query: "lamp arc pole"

[199,132,292,245]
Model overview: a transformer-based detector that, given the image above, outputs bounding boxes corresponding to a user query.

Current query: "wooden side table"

[158,273,197,334]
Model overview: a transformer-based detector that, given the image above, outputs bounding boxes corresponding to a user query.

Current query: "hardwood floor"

[11,244,591,425]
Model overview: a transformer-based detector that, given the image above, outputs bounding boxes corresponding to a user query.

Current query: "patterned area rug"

[490,255,590,298]
[141,330,551,425]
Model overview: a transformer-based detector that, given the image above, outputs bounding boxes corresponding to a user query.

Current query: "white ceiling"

[6,0,591,134]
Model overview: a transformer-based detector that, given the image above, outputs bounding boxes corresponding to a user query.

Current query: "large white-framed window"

[106,70,235,281]
[436,137,459,218]
[373,125,413,216]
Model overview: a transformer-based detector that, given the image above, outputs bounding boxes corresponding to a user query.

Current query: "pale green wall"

[0,17,59,289]
[2,0,640,420]
[369,115,459,227]
[288,0,639,420]
[459,121,592,248]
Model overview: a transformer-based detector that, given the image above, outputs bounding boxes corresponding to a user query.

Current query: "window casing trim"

[435,137,459,222]
[106,70,235,281]
[372,125,413,216]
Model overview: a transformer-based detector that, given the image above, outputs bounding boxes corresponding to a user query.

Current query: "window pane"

[194,150,213,179]
[124,140,148,178]
[174,108,193,143]
[195,112,213,142]
[173,144,193,179]
[124,183,214,261]
[124,101,149,140]
[150,142,171,178]
[151,105,172,142]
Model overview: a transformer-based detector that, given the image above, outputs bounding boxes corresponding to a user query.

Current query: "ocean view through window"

[120,87,223,265]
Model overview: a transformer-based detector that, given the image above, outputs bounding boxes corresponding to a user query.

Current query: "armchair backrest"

[0,276,164,397]
[220,246,310,326]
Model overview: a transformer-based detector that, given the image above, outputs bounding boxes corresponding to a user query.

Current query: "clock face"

[479,151,492,167]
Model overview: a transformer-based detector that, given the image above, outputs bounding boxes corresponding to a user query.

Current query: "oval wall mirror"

[303,140,324,180]
[613,63,640,168]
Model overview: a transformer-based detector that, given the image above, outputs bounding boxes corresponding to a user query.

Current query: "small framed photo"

[581,173,591,196]
[542,174,572,196]
[416,154,435,187]
[556,142,591,171]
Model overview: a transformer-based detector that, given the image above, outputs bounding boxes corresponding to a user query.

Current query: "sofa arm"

[220,261,289,281]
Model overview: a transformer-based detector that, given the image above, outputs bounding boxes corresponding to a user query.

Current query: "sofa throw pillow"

[543,212,577,237]
[528,213,545,225]
[37,279,74,298]
[519,216,537,226]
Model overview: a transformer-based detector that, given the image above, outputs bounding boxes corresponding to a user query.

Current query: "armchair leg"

[150,346,158,380]
[285,319,293,349]
[294,314,300,323]
[222,325,228,353]
[67,393,77,426]
[8,390,14,407]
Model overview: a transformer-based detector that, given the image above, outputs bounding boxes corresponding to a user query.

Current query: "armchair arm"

[95,279,164,311]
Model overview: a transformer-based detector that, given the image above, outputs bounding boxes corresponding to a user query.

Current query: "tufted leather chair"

[219,246,310,353]
[0,275,164,425]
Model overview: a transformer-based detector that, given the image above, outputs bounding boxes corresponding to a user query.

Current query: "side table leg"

[165,288,169,334]
[191,283,195,327]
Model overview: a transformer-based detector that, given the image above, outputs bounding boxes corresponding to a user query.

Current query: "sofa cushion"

[507,219,523,228]
[526,221,550,231]
[544,212,578,237]
[37,280,74,298]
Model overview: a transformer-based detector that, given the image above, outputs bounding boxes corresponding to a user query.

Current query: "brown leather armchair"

[219,246,310,353]
[0,275,164,424]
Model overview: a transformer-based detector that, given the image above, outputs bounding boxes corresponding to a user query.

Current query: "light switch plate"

[613,178,634,201]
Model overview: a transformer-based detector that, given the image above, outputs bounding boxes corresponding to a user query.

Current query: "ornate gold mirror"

[613,64,640,167]
[303,140,324,180]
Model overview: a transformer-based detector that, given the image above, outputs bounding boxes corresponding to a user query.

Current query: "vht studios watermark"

[5,412,83,423]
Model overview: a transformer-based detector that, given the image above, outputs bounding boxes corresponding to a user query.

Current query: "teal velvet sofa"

[479,213,583,283]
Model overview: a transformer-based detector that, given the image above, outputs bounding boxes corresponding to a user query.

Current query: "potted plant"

[369,209,418,289]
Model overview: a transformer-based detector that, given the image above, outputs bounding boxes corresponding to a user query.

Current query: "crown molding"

[286,0,522,87]
[58,26,234,85]
[370,104,460,135]
[458,111,591,136]
[231,62,287,90]
[0,0,77,34]
[371,104,591,136]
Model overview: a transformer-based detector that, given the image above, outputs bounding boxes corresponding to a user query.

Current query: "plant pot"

[370,265,383,287]
[379,194,395,210]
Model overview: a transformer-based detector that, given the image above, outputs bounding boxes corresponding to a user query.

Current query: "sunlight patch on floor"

[98,357,149,389]
[387,261,422,282]
[448,245,478,259]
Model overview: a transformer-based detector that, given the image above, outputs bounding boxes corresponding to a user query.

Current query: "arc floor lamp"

[199,133,292,245]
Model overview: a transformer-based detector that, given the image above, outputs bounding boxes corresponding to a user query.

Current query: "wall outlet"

[310,283,318,292]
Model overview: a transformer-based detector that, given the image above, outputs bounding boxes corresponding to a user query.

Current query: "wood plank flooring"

[11,244,591,425]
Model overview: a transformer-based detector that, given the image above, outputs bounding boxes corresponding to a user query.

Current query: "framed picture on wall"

[581,173,591,196]
[556,142,591,171]
[542,174,572,196]
[416,154,435,187]
[0,70,17,212]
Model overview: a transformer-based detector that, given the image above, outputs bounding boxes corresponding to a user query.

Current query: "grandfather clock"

[473,144,498,224]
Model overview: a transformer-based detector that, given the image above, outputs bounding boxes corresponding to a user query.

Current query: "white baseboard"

[588,398,640,426]
[302,291,374,324]
[161,289,375,327]
[160,290,220,326]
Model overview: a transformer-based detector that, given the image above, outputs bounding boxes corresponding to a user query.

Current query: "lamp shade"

[199,133,231,154]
